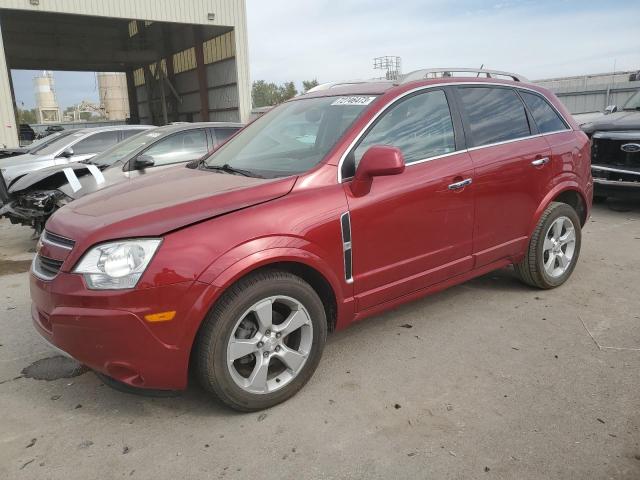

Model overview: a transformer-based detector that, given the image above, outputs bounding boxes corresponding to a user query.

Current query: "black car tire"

[514,202,582,289]
[195,270,327,411]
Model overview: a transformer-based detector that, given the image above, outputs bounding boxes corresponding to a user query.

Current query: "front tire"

[514,202,582,289]
[195,270,327,411]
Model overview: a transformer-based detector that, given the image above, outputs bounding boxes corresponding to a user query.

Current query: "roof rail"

[306,79,392,94]
[401,68,528,84]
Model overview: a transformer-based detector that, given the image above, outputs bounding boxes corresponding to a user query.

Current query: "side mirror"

[350,145,405,197]
[59,147,74,158]
[604,105,618,115]
[133,154,155,170]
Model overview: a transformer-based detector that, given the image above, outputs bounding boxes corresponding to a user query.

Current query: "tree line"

[252,79,319,108]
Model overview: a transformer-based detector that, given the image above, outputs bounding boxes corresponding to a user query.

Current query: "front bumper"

[30,271,212,390]
[592,165,640,199]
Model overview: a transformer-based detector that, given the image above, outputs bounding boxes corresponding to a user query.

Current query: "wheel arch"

[184,250,344,384]
[530,183,589,235]
[553,189,588,226]
[196,247,346,338]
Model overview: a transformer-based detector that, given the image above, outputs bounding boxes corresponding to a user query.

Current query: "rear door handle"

[531,157,550,166]
[448,178,472,190]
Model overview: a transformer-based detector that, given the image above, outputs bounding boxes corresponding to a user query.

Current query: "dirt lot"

[0,202,639,480]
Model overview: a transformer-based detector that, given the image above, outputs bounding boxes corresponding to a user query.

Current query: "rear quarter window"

[457,87,531,147]
[519,91,569,134]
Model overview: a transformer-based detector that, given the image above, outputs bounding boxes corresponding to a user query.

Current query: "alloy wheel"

[542,216,576,278]
[226,295,313,394]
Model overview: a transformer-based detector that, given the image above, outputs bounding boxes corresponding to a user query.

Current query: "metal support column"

[193,26,210,122]
[125,69,139,124]
[0,17,18,148]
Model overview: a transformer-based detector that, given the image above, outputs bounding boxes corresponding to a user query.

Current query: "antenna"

[373,56,402,81]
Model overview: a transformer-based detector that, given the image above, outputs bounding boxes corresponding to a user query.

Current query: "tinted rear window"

[520,91,568,134]
[458,87,531,147]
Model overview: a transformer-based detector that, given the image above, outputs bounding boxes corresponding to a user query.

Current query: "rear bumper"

[30,271,213,390]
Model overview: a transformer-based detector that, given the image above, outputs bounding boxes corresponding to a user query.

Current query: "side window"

[458,87,531,147]
[72,131,120,155]
[348,90,456,176]
[213,128,238,147]
[520,91,568,134]
[121,129,145,140]
[142,129,208,166]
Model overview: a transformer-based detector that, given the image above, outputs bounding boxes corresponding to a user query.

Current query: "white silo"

[34,71,61,123]
[97,72,130,121]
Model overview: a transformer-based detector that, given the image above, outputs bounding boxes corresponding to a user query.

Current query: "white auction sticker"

[86,164,105,185]
[62,168,82,193]
[331,96,376,106]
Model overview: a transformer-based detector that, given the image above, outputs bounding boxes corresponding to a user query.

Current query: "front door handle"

[531,157,550,166]
[448,178,472,190]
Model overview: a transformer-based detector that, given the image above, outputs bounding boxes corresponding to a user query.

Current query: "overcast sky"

[247,0,640,85]
[11,0,640,110]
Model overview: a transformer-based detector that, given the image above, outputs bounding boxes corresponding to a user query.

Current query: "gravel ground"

[0,202,639,480]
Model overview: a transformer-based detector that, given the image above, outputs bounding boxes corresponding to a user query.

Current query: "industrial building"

[536,70,640,115]
[0,0,251,148]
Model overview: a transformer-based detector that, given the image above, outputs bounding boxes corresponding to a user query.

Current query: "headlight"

[74,239,162,290]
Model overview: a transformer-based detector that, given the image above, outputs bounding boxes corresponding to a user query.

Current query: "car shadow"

[594,197,640,214]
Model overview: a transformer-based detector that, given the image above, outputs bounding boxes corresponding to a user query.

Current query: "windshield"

[623,90,640,110]
[29,130,78,153]
[92,129,162,167]
[203,95,377,178]
[33,131,87,156]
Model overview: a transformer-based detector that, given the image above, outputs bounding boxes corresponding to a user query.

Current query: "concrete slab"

[0,203,638,480]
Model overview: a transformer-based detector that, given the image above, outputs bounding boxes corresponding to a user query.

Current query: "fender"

[193,240,354,328]
[528,180,588,236]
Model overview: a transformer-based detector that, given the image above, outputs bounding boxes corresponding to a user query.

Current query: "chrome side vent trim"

[42,230,75,250]
[32,255,63,281]
[340,212,353,284]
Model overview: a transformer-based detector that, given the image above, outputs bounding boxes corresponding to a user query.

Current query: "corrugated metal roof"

[0,0,238,26]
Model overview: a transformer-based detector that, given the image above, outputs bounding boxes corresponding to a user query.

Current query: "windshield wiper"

[202,163,261,178]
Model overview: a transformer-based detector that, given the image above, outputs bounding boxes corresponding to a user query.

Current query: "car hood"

[8,161,121,198]
[581,111,640,134]
[46,165,297,243]
[0,147,28,158]
[0,152,53,169]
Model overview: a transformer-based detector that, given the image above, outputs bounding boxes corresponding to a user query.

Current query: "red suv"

[30,69,592,411]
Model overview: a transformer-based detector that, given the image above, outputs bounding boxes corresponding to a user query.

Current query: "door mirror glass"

[350,145,405,197]
[133,154,155,170]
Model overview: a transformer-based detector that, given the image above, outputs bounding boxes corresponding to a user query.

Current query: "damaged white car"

[0,122,242,233]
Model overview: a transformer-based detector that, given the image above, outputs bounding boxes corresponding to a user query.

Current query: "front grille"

[32,255,64,280]
[42,230,75,250]
[592,138,640,168]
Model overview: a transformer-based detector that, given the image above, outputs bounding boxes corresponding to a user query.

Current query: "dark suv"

[581,90,640,200]
[30,68,591,411]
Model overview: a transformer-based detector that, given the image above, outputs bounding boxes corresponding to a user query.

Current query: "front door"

[342,88,475,311]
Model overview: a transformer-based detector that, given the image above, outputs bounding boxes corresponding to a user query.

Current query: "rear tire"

[195,270,327,411]
[514,202,581,289]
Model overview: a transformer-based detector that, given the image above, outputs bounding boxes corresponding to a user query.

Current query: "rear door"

[343,88,475,311]
[519,90,575,194]
[455,86,552,267]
